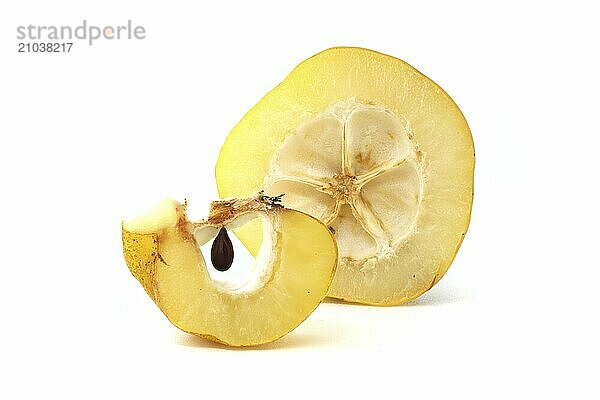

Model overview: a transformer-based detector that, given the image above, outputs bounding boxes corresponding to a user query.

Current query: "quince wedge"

[216,47,474,305]
[122,194,337,346]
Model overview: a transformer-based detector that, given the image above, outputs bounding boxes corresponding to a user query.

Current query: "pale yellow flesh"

[216,47,474,305]
[122,200,337,346]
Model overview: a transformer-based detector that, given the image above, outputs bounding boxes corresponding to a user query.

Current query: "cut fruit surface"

[122,194,337,346]
[216,47,474,305]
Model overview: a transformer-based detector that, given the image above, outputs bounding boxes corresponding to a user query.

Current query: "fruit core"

[192,196,279,295]
[322,174,359,203]
[263,100,424,267]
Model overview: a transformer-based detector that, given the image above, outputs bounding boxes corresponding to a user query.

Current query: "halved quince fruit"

[122,194,337,346]
[216,47,474,305]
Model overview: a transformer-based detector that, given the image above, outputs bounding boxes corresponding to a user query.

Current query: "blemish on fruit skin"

[157,252,169,266]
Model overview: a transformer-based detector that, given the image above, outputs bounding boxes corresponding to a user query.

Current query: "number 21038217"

[18,42,73,52]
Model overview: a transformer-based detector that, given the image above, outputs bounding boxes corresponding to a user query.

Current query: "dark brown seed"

[211,227,234,271]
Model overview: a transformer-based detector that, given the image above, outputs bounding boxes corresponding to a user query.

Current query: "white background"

[1,1,598,398]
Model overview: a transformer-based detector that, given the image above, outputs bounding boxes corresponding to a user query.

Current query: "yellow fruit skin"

[122,228,160,302]
[216,47,474,305]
